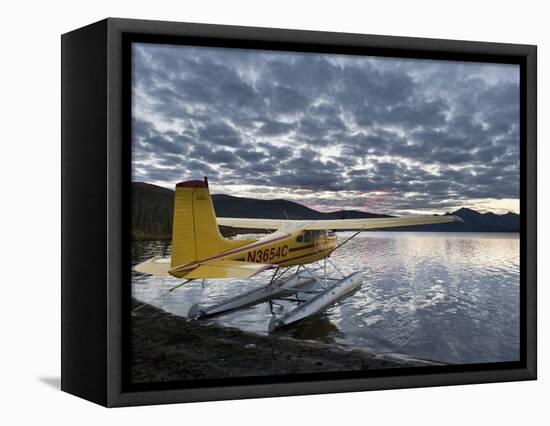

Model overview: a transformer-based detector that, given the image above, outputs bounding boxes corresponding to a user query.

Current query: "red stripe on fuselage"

[170,232,292,273]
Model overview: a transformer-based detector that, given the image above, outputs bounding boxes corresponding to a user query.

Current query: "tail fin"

[170,177,249,268]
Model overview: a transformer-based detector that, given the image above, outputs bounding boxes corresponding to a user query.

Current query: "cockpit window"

[302,230,322,242]
[297,230,331,243]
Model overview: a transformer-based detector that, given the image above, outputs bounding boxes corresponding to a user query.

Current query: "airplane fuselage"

[235,229,337,267]
[169,229,338,278]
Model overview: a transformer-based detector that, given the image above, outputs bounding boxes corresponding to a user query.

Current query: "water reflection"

[131,232,520,364]
[278,315,339,343]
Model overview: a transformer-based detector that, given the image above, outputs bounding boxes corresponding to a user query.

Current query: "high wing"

[217,215,463,231]
[217,218,295,231]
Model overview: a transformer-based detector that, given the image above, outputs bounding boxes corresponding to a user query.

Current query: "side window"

[296,235,304,243]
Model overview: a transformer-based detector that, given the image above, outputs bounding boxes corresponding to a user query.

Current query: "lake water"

[131,232,520,364]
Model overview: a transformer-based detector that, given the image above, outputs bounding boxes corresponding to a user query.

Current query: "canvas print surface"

[130,42,520,385]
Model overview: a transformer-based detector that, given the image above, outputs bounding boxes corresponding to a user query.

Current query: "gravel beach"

[131,300,436,383]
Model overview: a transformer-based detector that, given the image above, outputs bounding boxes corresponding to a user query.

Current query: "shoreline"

[131,300,441,384]
[132,230,520,241]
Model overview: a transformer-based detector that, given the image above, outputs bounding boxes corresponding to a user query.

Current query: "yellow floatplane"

[134,177,462,331]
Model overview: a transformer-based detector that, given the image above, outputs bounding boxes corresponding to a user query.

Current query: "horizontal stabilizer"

[133,257,172,276]
[182,259,273,279]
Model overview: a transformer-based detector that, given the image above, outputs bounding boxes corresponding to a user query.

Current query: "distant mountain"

[385,207,519,233]
[131,182,519,240]
[212,193,389,220]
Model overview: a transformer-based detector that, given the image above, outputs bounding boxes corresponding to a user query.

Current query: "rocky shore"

[131,300,436,384]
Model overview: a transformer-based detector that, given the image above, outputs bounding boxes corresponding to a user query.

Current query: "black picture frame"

[61,17,537,407]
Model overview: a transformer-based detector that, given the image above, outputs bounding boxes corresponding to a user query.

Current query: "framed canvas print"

[61,18,537,407]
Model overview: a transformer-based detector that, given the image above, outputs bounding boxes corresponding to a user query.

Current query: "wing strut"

[334,230,362,251]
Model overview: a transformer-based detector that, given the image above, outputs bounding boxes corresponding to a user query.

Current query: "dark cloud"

[258,120,294,136]
[191,146,238,165]
[132,43,520,213]
[257,142,293,161]
[234,148,267,163]
[197,122,242,147]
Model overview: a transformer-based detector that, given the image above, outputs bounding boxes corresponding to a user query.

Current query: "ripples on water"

[131,232,520,364]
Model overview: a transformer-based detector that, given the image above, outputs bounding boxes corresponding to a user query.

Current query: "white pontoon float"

[187,263,364,332]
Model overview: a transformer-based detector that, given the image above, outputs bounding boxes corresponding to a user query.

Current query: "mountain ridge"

[131,182,519,240]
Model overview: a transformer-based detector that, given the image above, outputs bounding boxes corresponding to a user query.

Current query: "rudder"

[170,177,250,268]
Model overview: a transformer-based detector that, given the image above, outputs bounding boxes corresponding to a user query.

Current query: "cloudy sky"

[131,43,520,215]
